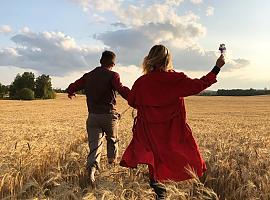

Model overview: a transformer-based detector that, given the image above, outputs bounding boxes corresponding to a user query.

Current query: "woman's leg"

[148,164,155,181]
[148,165,167,200]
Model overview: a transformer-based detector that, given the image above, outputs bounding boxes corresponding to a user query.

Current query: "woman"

[120,44,225,199]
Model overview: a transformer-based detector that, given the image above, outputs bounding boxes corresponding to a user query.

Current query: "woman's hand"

[216,54,225,68]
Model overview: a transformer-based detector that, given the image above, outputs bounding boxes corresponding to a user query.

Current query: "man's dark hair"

[100,50,116,67]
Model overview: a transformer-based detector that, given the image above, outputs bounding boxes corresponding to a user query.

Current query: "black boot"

[150,179,167,200]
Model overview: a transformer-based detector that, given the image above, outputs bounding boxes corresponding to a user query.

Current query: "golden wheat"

[0,94,269,199]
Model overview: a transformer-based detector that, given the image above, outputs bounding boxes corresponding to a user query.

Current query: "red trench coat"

[120,70,217,181]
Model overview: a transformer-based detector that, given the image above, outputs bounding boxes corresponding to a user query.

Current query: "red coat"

[120,70,217,181]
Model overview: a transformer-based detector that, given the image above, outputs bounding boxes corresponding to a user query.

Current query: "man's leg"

[86,114,104,181]
[102,113,119,164]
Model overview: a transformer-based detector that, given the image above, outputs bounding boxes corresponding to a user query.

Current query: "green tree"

[9,72,35,99]
[19,88,35,100]
[35,74,55,99]
[0,83,9,98]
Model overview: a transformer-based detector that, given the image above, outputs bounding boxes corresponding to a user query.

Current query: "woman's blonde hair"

[142,44,173,74]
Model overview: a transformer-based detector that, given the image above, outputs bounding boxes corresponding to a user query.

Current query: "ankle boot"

[150,179,167,200]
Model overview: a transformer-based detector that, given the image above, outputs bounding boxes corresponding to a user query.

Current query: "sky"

[0,0,269,90]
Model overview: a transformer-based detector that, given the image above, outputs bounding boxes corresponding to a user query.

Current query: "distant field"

[0,94,269,199]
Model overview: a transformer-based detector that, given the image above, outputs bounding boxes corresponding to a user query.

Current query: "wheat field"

[0,94,269,200]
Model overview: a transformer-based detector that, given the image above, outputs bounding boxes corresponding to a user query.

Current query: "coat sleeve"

[128,82,137,109]
[178,72,217,97]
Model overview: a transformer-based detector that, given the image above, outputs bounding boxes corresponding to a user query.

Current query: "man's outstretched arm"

[66,75,85,99]
[112,72,130,100]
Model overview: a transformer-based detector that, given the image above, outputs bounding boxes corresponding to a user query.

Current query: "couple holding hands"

[67,44,225,199]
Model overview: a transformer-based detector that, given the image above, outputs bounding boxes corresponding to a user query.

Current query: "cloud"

[95,19,249,71]
[79,0,248,72]
[69,0,249,72]
[206,6,214,16]
[71,0,186,26]
[190,0,203,5]
[231,58,250,68]
[96,16,207,65]
[20,26,31,33]
[111,22,127,28]
[92,14,106,23]
[170,46,250,71]
[0,25,12,34]
[71,0,122,12]
[165,0,184,6]
[0,31,103,76]
[115,2,182,26]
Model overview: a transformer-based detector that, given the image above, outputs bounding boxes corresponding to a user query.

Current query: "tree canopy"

[4,72,55,100]
[9,72,35,99]
[0,83,9,98]
[35,74,54,99]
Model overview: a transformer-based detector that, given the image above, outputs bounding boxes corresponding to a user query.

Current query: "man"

[67,50,130,183]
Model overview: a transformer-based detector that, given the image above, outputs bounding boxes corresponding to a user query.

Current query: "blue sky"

[0,0,269,90]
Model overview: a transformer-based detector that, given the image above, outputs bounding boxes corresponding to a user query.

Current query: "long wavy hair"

[142,44,173,74]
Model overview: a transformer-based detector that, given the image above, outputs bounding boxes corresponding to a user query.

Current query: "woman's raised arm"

[178,55,225,97]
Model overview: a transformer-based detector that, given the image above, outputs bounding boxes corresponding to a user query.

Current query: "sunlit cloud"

[206,6,214,16]
[0,25,12,34]
[190,0,203,5]
[0,31,103,76]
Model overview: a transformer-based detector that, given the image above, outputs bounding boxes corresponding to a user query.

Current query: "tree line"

[0,72,55,100]
[199,89,270,96]
[2,73,269,99]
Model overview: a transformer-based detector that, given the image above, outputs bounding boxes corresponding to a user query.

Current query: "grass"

[0,94,269,199]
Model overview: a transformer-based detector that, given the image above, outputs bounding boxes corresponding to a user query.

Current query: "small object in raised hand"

[219,44,226,54]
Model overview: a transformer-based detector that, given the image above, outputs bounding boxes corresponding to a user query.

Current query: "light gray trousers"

[86,113,120,170]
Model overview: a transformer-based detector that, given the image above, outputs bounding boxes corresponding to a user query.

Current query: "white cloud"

[96,17,206,63]
[0,25,12,34]
[20,26,31,33]
[116,3,181,26]
[0,31,103,76]
[71,0,187,26]
[71,0,122,12]
[165,0,184,6]
[93,14,106,23]
[206,6,214,16]
[96,21,249,71]
[170,45,250,71]
[190,0,203,5]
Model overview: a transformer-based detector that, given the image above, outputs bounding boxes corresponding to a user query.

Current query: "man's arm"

[66,75,85,99]
[112,72,130,100]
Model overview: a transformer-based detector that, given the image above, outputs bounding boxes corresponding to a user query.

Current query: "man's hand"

[216,54,225,68]
[68,93,76,99]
